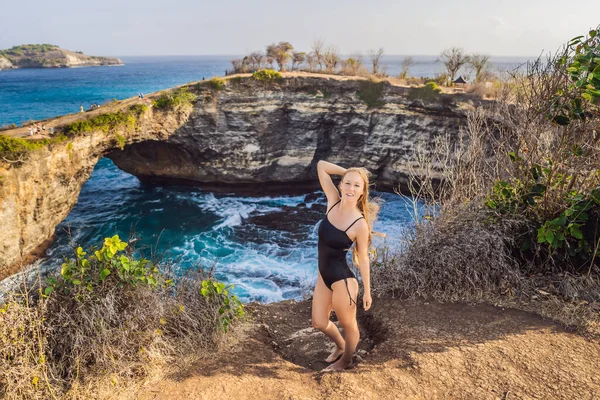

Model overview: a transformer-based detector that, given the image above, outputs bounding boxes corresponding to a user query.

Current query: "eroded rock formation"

[108,77,471,191]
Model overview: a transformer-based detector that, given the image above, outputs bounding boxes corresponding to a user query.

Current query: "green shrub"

[209,77,226,91]
[199,279,244,331]
[252,69,282,82]
[64,110,137,135]
[358,80,386,108]
[407,81,442,102]
[114,133,126,150]
[128,103,149,116]
[0,134,67,163]
[45,236,162,295]
[153,87,197,110]
[484,153,600,270]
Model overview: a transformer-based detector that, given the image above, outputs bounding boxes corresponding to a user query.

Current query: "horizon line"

[111,53,539,59]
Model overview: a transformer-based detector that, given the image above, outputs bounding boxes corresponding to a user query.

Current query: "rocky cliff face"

[0,56,13,70]
[0,107,190,278]
[0,75,478,278]
[109,77,471,192]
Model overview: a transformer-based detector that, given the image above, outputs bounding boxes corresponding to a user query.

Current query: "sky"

[0,0,598,57]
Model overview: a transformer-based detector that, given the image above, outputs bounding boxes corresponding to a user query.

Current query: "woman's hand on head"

[363,291,372,311]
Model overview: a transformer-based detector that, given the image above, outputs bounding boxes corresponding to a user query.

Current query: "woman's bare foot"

[321,356,355,372]
[325,347,345,363]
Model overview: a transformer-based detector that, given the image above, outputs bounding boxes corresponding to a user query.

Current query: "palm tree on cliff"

[266,42,294,71]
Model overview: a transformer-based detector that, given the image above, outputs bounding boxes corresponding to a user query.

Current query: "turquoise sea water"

[2,55,525,301]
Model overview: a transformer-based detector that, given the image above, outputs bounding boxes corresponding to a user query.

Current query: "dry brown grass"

[372,45,600,337]
[0,266,243,399]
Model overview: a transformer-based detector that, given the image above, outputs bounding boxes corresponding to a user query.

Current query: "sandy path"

[137,298,600,400]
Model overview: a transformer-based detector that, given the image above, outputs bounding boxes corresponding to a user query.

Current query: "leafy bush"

[64,110,137,135]
[114,133,126,150]
[0,134,68,164]
[128,103,149,116]
[46,236,163,295]
[357,80,386,108]
[407,81,442,102]
[199,279,244,331]
[1,236,244,399]
[153,87,197,110]
[209,77,226,91]
[252,69,282,82]
[476,27,600,273]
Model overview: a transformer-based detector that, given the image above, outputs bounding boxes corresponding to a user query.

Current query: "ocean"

[0,55,528,302]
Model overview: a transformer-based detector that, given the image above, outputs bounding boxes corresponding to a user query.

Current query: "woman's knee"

[339,319,359,333]
[312,317,330,331]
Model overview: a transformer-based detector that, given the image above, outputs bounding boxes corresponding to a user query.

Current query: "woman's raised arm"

[317,160,346,204]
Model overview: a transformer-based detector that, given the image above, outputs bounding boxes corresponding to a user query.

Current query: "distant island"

[0,44,123,70]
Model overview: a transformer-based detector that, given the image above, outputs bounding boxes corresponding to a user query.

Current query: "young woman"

[312,160,379,371]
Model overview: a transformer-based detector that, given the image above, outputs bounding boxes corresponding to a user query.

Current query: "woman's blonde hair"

[339,167,382,266]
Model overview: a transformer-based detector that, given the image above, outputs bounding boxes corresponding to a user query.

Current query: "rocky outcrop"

[0,75,480,277]
[0,56,13,70]
[108,77,473,192]
[0,44,122,69]
[0,107,190,278]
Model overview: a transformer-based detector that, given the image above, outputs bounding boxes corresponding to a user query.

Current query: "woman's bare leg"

[312,274,346,360]
[325,278,359,371]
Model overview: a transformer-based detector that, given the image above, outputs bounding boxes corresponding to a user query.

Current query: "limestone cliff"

[108,77,472,191]
[0,107,190,278]
[0,56,13,70]
[0,44,122,69]
[0,74,479,277]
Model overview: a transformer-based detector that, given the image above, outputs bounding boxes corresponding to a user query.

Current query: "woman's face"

[340,171,364,202]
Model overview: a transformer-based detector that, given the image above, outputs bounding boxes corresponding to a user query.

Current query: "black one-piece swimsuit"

[318,200,364,305]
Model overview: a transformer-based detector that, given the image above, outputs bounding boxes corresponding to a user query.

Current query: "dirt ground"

[136,297,600,400]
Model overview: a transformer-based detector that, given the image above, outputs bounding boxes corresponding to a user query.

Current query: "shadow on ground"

[167,296,565,381]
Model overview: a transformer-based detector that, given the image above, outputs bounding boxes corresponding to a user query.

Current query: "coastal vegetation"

[0,44,59,57]
[229,39,379,77]
[357,79,386,108]
[208,77,226,91]
[228,39,495,91]
[152,87,196,110]
[251,68,282,82]
[0,235,244,399]
[407,81,442,102]
[64,109,137,135]
[372,27,600,336]
[0,104,149,165]
[0,134,68,164]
